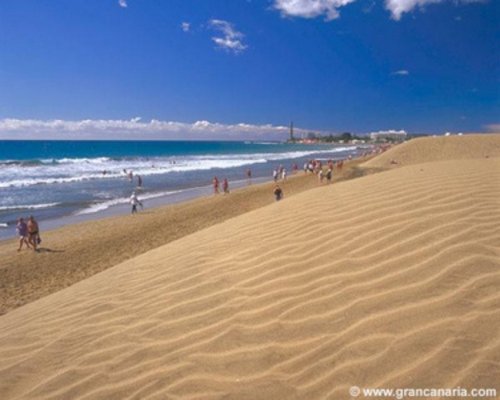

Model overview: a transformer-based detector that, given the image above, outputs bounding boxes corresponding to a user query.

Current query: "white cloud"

[118,0,127,8]
[181,22,191,32]
[392,69,409,75]
[484,123,500,132]
[273,0,356,20]
[209,20,247,53]
[0,118,307,140]
[385,0,484,20]
[272,0,485,21]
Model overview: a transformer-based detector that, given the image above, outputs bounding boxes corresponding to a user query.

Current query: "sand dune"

[1,145,499,398]
[363,133,500,169]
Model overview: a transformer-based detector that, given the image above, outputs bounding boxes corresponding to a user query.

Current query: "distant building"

[370,130,407,142]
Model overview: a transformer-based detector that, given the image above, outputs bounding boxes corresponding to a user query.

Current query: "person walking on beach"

[130,191,143,214]
[326,167,333,184]
[308,161,314,173]
[281,168,287,181]
[16,217,30,251]
[222,178,229,194]
[246,168,252,184]
[27,215,40,251]
[274,184,283,201]
[316,160,323,174]
[212,176,219,194]
[273,168,278,182]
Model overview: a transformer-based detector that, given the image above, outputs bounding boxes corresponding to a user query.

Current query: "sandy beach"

[0,134,499,399]
[0,158,370,315]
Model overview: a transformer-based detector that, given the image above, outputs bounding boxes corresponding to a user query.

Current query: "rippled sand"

[1,135,499,399]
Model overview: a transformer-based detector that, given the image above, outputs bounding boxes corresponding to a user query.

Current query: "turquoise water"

[0,140,363,238]
[0,140,303,160]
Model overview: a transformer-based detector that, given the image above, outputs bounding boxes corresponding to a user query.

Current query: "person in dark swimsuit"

[213,177,219,194]
[27,215,40,251]
[274,184,283,201]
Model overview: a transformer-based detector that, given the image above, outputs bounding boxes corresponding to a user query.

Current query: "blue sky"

[0,0,498,139]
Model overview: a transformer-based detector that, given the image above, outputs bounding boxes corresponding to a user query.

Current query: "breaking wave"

[0,147,355,188]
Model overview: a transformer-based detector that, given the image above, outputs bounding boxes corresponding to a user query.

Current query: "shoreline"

[0,141,367,240]
[0,157,375,315]
[0,176,271,242]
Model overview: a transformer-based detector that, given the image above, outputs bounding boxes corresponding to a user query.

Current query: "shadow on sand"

[36,248,65,254]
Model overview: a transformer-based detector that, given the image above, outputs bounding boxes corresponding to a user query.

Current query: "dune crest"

[363,133,500,169]
[1,156,499,399]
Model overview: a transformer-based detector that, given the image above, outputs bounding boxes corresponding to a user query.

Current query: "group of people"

[212,169,285,202]
[304,158,343,174]
[273,165,288,182]
[16,215,41,252]
[127,158,341,214]
[122,169,145,214]
[212,176,230,195]
[212,167,259,195]
[304,158,345,184]
[123,169,143,187]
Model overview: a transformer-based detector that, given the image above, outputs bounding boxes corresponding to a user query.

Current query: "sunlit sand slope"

[1,157,499,399]
[363,133,500,169]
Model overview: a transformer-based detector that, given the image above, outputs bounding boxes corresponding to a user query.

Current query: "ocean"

[0,140,366,240]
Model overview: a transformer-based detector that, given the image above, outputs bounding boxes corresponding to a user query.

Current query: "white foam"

[0,146,358,189]
[0,174,122,188]
[74,198,128,215]
[40,157,111,164]
[0,223,8,228]
[74,190,183,215]
[0,202,61,211]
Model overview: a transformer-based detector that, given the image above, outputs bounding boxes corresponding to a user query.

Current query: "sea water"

[0,140,366,239]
